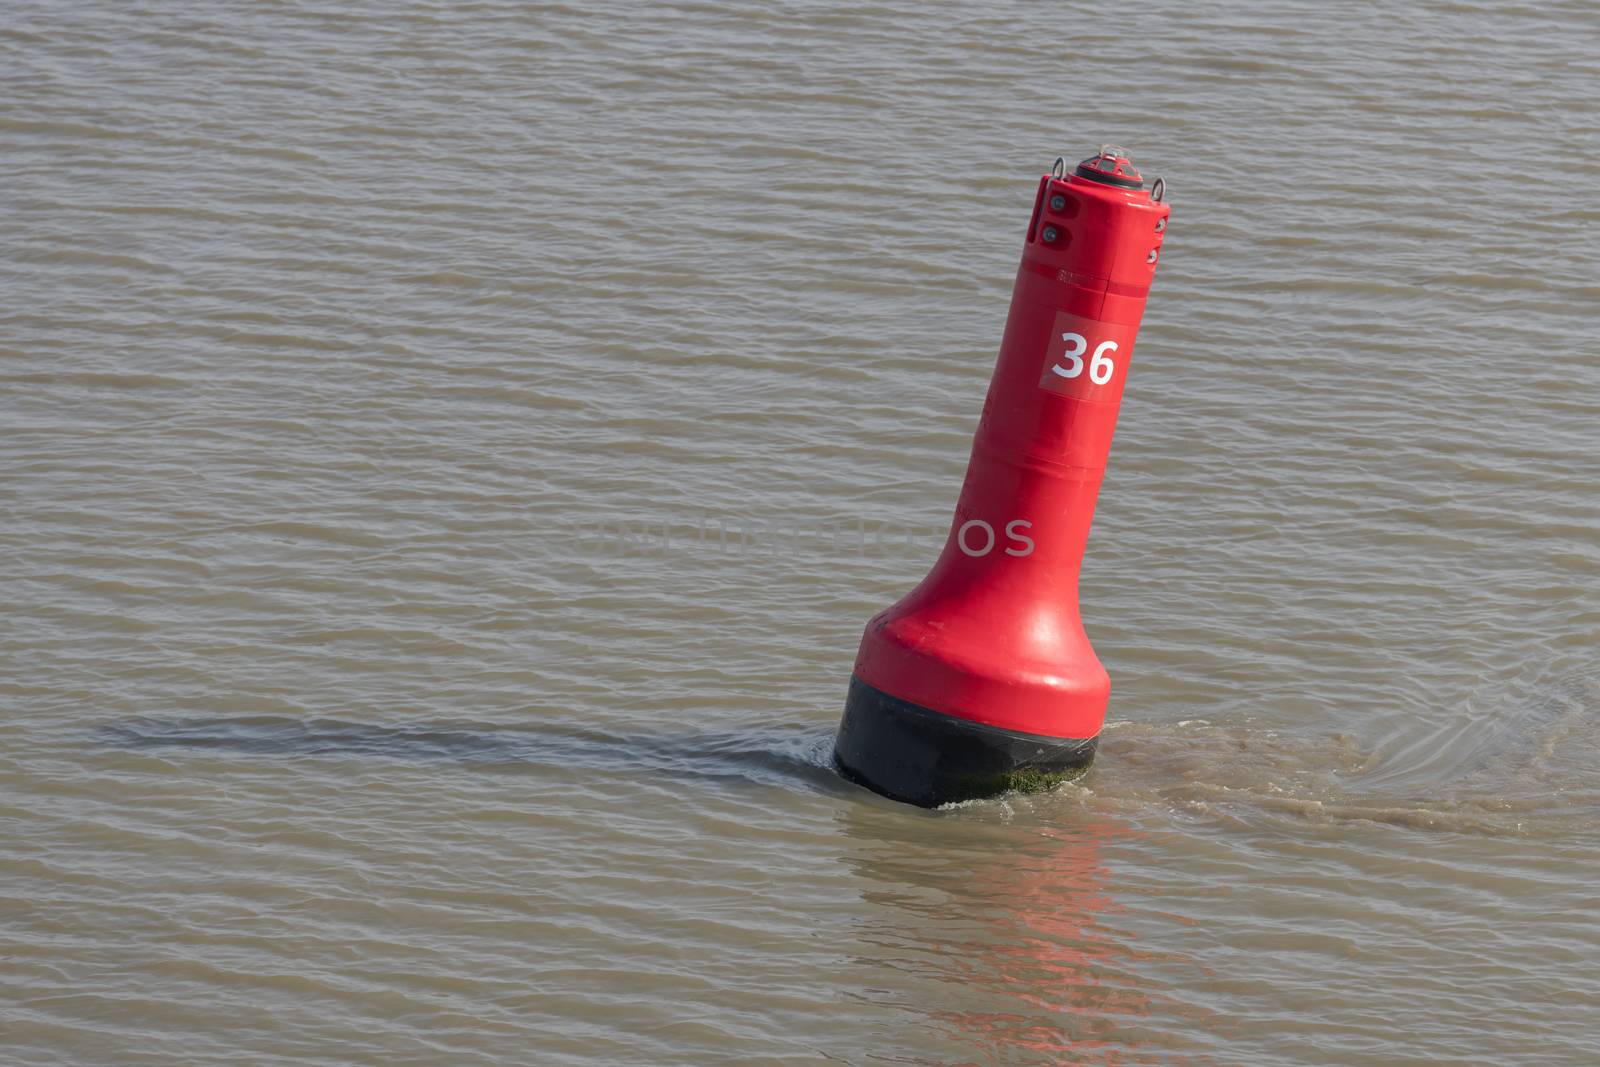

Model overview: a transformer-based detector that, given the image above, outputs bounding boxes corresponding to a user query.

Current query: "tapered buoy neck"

[1073,145,1144,190]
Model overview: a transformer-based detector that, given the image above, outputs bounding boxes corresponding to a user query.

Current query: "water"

[4,2,1598,1063]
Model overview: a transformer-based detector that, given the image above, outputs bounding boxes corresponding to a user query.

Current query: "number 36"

[1051,332,1117,386]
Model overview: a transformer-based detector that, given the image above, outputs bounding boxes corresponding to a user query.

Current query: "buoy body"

[834,149,1171,807]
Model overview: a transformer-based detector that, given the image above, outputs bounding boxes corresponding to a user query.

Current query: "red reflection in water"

[841,807,1217,1065]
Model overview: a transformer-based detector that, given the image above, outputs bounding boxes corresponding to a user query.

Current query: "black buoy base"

[832,676,1098,808]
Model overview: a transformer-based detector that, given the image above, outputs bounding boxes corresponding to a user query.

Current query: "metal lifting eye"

[1151,177,1165,202]
[1051,157,1066,179]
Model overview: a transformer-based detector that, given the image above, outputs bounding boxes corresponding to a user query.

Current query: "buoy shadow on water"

[90,664,1600,837]
[91,714,850,798]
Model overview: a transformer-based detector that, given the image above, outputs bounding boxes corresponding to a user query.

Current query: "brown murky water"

[4,2,1599,1064]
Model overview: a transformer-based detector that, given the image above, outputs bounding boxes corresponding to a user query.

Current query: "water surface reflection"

[839,800,1218,1065]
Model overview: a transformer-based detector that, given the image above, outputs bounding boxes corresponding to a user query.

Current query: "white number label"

[1051,332,1117,385]
[1040,313,1136,398]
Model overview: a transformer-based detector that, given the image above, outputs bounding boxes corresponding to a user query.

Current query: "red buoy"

[834,147,1171,807]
